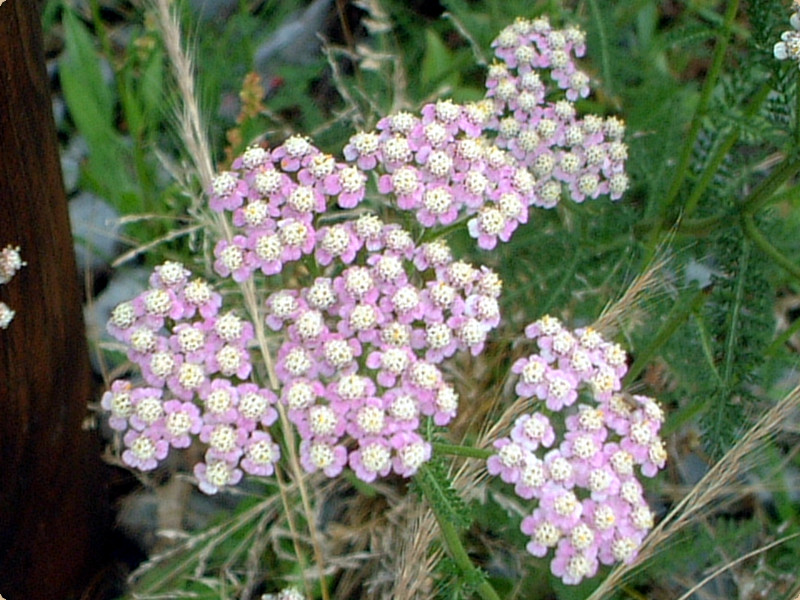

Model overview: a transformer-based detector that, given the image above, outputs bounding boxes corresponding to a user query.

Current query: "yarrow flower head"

[199,18,627,267]
[267,218,502,482]
[329,15,628,252]
[487,316,666,585]
[103,260,280,492]
[106,150,501,490]
[774,6,800,67]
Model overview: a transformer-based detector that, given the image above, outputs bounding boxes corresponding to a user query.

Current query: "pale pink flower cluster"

[204,123,505,484]
[206,18,628,258]
[207,136,368,283]
[0,245,25,329]
[102,16,634,502]
[340,15,628,250]
[487,315,666,585]
[486,17,629,206]
[103,261,281,494]
[265,217,502,482]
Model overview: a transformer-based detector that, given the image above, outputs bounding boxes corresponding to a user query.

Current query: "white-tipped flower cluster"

[0,245,26,329]
[487,316,666,585]
[774,8,800,67]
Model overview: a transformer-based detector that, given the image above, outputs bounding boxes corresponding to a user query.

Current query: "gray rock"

[69,191,121,276]
[61,136,88,195]
[254,0,333,85]
[685,257,720,289]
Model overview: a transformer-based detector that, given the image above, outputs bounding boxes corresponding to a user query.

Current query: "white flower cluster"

[0,245,25,329]
[774,8,800,67]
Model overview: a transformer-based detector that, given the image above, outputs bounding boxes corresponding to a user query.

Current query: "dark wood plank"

[0,2,111,597]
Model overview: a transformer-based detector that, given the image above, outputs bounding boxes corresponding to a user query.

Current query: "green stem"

[721,236,749,386]
[762,180,800,208]
[740,155,800,216]
[624,286,708,385]
[692,311,723,386]
[587,0,614,98]
[765,311,800,356]
[416,465,501,600]
[434,442,492,460]
[674,214,727,235]
[419,212,470,244]
[639,154,800,240]
[741,213,800,281]
[683,82,772,218]
[540,247,582,315]
[795,68,800,147]
[647,0,739,249]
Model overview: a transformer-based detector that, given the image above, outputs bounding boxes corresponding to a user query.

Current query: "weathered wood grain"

[0,2,111,597]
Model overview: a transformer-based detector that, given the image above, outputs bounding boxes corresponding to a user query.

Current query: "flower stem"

[765,308,800,356]
[741,213,800,282]
[662,0,739,214]
[433,442,492,460]
[587,0,614,99]
[416,464,501,600]
[625,286,708,385]
[795,68,800,147]
[683,82,772,218]
[646,0,739,253]
[739,154,800,216]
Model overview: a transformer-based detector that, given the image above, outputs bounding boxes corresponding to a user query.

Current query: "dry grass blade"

[391,502,441,600]
[593,252,670,338]
[151,0,213,190]
[111,224,202,267]
[674,532,800,600]
[128,494,281,593]
[442,12,488,66]
[587,384,800,600]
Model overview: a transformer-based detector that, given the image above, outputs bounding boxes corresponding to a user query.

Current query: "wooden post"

[0,1,111,597]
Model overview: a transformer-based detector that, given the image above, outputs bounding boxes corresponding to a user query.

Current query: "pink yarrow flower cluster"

[206,138,502,484]
[487,315,666,585]
[103,16,629,500]
[102,261,280,494]
[208,137,368,282]
[0,245,26,329]
[266,216,502,482]
[486,17,628,205]
[340,15,628,251]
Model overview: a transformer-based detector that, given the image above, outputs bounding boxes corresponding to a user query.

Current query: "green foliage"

[420,28,463,94]
[748,0,786,49]
[413,458,471,532]
[129,488,281,598]
[700,226,775,458]
[434,556,492,600]
[60,7,138,209]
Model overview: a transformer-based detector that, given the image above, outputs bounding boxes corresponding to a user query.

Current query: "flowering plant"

[89,1,800,598]
[99,12,660,595]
